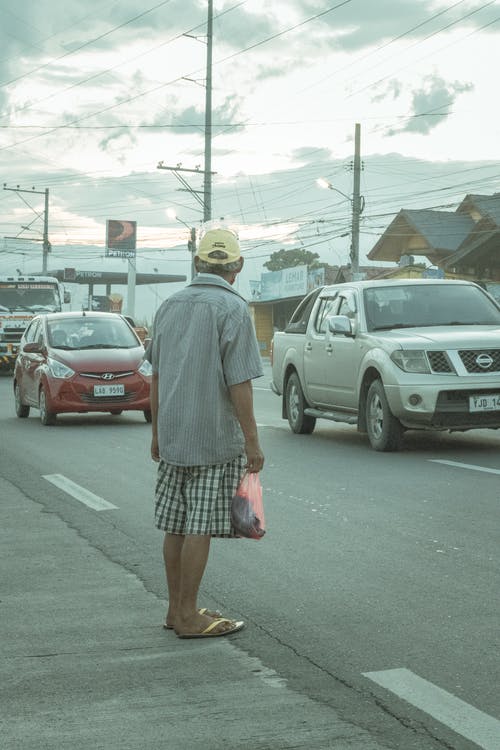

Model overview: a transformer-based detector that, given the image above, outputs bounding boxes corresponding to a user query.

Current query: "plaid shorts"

[155,455,247,537]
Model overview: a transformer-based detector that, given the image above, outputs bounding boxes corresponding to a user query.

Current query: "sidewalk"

[1,476,393,750]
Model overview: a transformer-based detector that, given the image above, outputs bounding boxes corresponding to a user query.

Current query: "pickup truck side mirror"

[328,315,355,337]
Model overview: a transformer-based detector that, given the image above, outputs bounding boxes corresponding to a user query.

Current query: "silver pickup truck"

[270,278,500,451]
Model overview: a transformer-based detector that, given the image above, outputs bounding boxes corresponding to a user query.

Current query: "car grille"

[458,349,500,373]
[80,370,134,379]
[80,391,137,404]
[427,351,452,373]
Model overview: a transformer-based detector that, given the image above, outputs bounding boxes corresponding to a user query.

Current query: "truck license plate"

[469,394,500,412]
[93,384,125,397]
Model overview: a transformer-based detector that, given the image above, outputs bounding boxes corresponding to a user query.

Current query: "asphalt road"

[1,364,499,750]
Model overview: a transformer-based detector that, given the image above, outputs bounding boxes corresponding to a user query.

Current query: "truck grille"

[458,349,500,373]
[433,389,500,428]
[3,329,23,343]
[427,351,452,373]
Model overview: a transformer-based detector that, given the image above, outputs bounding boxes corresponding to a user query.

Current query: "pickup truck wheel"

[39,387,57,426]
[14,382,30,418]
[366,380,402,451]
[286,373,316,434]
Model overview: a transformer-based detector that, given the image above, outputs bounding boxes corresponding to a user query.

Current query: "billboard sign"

[106,220,137,258]
[260,265,308,302]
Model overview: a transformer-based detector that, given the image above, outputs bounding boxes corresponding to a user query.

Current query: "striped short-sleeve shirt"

[150,274,263,466]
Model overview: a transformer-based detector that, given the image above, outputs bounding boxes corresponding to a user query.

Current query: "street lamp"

[167,209,197,280]
[315,178,352,203]
[316,178,365,277]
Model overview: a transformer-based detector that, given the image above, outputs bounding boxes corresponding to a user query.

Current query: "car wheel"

[14,381,30,418]
[285,372,316,434]
[109,410,123,415]
[143,409,152,423]
[39,387,57,426]
[366,380,403,451]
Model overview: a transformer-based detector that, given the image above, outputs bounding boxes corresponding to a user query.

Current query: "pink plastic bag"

[231,472,265,539]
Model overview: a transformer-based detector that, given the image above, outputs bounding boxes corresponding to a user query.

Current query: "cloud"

[371,79,403,103]
[297,0,500,52]
[98,127,137,154]
[165,94,244,134]
[386,74,474,136]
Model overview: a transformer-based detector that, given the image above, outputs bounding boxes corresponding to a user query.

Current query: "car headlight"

[47,357,75,379]
[391,350,430,373]
[138,359,153,377]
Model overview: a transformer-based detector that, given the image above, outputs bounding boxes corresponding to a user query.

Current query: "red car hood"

[51,346,145,373]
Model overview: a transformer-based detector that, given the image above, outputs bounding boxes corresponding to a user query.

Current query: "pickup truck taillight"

[269,339,273,366]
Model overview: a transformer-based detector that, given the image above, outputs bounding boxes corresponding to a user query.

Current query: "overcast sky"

[1,0,499,310]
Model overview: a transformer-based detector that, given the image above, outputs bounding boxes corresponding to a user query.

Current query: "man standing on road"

[149,228,265,639]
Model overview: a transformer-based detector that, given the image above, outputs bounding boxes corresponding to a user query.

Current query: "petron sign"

[106,219,137,259]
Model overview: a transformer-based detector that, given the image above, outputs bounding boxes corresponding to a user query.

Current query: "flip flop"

[163,607,222,630]
[176,617,245,639]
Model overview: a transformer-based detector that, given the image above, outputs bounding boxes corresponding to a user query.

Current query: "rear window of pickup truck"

[285,289,322,333]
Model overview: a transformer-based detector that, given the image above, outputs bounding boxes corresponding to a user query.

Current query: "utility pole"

[203,0,213,224]
[3,185,50,273]
[156,0,214,274]
[188,226,197,280]
[43,188,49,273]
[350,123,362,278]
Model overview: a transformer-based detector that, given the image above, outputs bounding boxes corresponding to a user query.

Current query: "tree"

[264,248,321,272]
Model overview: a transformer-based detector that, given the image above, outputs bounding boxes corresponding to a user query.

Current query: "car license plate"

[93,384,125,397]
[469,394,500,412]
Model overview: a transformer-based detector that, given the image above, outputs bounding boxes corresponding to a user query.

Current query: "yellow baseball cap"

[197,228,241,265]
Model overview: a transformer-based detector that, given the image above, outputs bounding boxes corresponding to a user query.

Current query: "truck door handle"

[325,345,333,353]
[305,342,312,351]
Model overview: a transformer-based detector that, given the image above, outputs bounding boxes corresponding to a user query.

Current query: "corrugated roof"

[401,209,474,251]
[462,193,500,226]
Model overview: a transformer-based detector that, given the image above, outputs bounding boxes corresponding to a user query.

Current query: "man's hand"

[245,438,264,473]
[151,435,160,462]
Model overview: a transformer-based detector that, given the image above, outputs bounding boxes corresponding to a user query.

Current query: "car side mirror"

[23,342,43,353]
[63,290,71,304]
[328,315,355,337]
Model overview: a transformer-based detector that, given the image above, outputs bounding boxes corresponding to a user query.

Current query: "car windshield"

[47,317,139,349]
[364,284,500,332]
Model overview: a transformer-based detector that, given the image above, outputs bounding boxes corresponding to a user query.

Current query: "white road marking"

[364,668,500,750]
[43,474,118,511]
[430,459,500,476]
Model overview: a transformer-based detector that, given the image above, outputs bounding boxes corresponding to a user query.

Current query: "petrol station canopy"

[44,269,187,285]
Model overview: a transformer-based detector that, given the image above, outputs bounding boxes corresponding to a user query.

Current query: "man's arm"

[228,380,264,473]
[150,372,160,462]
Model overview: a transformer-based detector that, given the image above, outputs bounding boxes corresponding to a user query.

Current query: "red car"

[13,311,152,425]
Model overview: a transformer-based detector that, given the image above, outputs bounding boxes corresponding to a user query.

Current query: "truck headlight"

[47,357,75,379]
[391,350,430,374]
[138,359,153,377]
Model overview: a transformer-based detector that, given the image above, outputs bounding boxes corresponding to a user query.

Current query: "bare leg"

[173,534,211,632]
[163,533,184,625]
[173,535,241,636]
